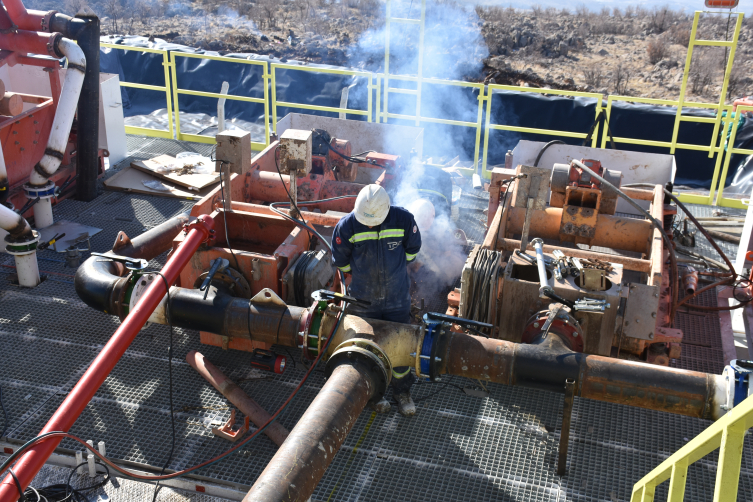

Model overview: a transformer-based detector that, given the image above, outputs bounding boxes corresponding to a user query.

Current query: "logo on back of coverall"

[336,237,342,245]
[387,241,400,250]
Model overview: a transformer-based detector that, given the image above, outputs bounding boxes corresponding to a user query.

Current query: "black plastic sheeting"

[101,36,752,191]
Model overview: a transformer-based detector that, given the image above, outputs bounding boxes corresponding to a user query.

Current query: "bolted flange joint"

[5,229,40,256]
[325,338,391,403]
[23,181,56,200]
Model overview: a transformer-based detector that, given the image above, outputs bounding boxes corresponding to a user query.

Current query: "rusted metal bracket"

[212,409,250,442]
[557,379,575,476]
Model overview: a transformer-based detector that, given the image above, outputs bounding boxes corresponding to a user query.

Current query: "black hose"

[533,140,565,167]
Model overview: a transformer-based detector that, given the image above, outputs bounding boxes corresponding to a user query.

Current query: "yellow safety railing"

[377,75,486,176]
[600,95,730,206]
[170,52,270,150]
[481,85,604,179]
[383,0,426,127]
[270,63,374,134]
[101,43,174,139]
[715,104,753,209]
[670,11,743,159]
[631,393,753,502]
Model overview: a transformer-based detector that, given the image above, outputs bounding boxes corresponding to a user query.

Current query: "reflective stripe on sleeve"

[349,231,379,243]
[406,252,417,262]
[338,264,352,272]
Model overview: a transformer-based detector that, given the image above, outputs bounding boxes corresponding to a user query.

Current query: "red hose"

[0,215,214,500]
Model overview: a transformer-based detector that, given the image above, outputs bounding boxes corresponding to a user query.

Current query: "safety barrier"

[110,10,746,206]
[270,63,374,135]
[481,85,604,179]
[378,75,486,176]
[601,95,731,206]
[716,104,753,209]
[101,43,174,139]
[631,393,753,502]
[170,52,270,151]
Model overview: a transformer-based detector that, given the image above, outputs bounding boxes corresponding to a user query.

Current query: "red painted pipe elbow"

[1,0,48,32]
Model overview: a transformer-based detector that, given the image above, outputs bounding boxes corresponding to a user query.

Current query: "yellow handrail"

[270,63,374,134]
[170,52,270,150]
[715,104,753,209]
[101,43,173,139]
[631,393,753,502]
[600,94,730,206]
[481,84,604,179]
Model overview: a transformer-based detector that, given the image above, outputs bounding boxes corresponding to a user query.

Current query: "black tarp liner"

[101,36,752,191]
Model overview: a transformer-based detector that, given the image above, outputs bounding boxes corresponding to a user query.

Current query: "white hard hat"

[406,198,435,231]
[354,184,390,226]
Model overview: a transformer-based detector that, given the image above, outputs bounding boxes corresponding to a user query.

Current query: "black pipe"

[74,256,124,314]
[49,13,88,39]
[74,13,100,202]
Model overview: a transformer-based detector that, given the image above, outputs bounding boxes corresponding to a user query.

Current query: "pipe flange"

[128,272,158,316]
[415,322,448,381]
[5,230,40,256]
[41,10,58,32]
[326,338,391,401]
[23,182,56,200]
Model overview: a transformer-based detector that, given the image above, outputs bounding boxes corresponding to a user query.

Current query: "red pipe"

[0,215,215,501]
[0,29,60,57]
[1,0,48,32]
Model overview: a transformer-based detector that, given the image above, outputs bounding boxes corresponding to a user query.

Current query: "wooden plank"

[104,166,213,200]
[649,186,664,287]
[131,154,219,190]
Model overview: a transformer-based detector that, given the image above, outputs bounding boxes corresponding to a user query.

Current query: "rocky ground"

[44,1,753,103]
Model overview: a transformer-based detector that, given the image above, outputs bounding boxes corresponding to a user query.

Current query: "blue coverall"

[331,206,421,394]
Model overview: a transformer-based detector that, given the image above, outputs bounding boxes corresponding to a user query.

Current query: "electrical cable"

[151,272,176,502]
[311,129,374,165]
[533,140,565,167]
[0,308,348,486]
[570,159,680,324]
[25,461,111,502]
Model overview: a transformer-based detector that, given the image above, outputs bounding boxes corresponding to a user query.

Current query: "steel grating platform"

[1,135,752,501]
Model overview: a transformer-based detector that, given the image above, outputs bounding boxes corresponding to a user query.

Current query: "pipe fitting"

[326,338,391,402]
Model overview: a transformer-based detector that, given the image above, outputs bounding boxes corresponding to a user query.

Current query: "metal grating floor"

[1,136,752,501]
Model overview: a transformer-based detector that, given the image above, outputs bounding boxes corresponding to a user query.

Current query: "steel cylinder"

[506,206,653,253]
[245,169,362,213]
[242,360,377,502]
[434,331,725,420]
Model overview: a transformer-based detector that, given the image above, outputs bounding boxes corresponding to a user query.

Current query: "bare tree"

[63,0,89,16]
[134,0,153,27]
[649,6,672,34]
[294,0,310,20]
[647,36,668,65]
[259,0,278,29]
[689,50,716,95]
[582,63,602,88]
[102,0,124,32]
[612,63,631,95]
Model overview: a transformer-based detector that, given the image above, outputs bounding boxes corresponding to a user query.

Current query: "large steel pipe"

[0,216,215,499]
[242,360,377,502]
[230,202,346,227]
[506,206,653,253]
[435,332,725,420]
[112,212,190,258]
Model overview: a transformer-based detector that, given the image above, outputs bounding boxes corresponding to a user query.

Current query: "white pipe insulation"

[28,37,86,229]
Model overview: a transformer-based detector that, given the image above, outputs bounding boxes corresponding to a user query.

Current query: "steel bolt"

[533,322,540,328]
[648,332,654,339]
[651,312,657,318]
[635,319,640,324]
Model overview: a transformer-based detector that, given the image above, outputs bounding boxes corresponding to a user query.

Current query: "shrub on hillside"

[647,37,668,65]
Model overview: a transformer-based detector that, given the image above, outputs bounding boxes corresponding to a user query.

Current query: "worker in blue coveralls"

[331,184,422,416]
